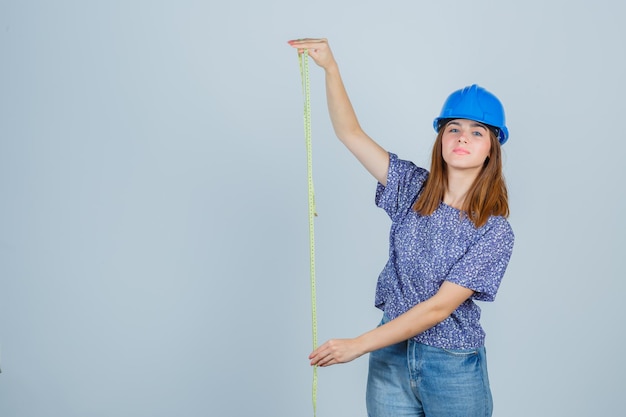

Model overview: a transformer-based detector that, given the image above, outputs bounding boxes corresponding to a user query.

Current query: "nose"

[458,134,468,143]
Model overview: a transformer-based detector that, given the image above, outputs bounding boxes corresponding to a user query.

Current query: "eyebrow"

[447,121,488,131]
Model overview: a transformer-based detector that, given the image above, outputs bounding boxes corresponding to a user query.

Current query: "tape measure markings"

[299,50,318,417]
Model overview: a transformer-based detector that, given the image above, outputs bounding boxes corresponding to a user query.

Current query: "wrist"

[324,61,340,76]
[354,332,376,356]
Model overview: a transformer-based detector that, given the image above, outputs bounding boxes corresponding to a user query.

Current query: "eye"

[472,131,483,137]
[448,127,459,133]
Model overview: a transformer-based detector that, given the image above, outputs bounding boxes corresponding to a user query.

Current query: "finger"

[309,350,320,364]
[311,348,335,366]
[311,355,326,366]
[288,38,327,44]
[319,354,335,367]
[287,39,328,51]
[312,354,327,367]
[309,348,328,365]
[309,344,326,359]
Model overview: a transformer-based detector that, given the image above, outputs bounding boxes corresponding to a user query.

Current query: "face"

[441,119,492,174]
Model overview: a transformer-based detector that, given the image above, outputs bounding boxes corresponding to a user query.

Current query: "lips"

[452,147,470,155]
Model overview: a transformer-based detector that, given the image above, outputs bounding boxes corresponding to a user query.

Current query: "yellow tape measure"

[298,50,318,417]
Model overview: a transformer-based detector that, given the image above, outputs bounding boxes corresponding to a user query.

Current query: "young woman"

[288,38,514,417]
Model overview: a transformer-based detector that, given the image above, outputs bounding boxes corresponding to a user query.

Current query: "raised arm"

[288,38,390,185]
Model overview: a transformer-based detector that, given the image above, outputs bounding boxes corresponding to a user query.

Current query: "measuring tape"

[298,49,318,417]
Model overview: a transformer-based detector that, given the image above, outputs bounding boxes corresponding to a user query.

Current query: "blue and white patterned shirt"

[374,153,514,349]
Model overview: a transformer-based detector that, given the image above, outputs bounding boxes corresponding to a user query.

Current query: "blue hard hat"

[433,84,509,144]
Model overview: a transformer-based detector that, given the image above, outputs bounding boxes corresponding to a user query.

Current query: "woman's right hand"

[287,38,337,71]
[288,37,390,184]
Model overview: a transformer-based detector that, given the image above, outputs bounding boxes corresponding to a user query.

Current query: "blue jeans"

[366,316,493,417]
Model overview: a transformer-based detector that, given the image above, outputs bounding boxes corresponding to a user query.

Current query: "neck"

[443,168,480,210]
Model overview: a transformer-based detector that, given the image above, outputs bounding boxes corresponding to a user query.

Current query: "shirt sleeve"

[375,153,429,222]
[445,218,515,301]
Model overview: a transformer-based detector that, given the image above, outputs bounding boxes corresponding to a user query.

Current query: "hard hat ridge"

[433,84,509,144]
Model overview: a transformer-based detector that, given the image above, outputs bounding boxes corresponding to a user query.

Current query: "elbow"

[430,309,450,327]
[336,126,365,143]
[427,303,455,327]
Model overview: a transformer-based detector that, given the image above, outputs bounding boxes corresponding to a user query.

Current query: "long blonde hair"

[412,127,509,228]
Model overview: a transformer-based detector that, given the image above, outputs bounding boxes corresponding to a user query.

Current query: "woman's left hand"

[309,338,365,367]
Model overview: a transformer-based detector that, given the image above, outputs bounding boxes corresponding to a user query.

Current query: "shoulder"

[376,153,430,219]
[482,216,515,247]
[486,216,514,234]
[387,152,429,183]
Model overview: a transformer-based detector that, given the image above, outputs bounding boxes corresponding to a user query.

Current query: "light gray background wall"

[1,1,624,416]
